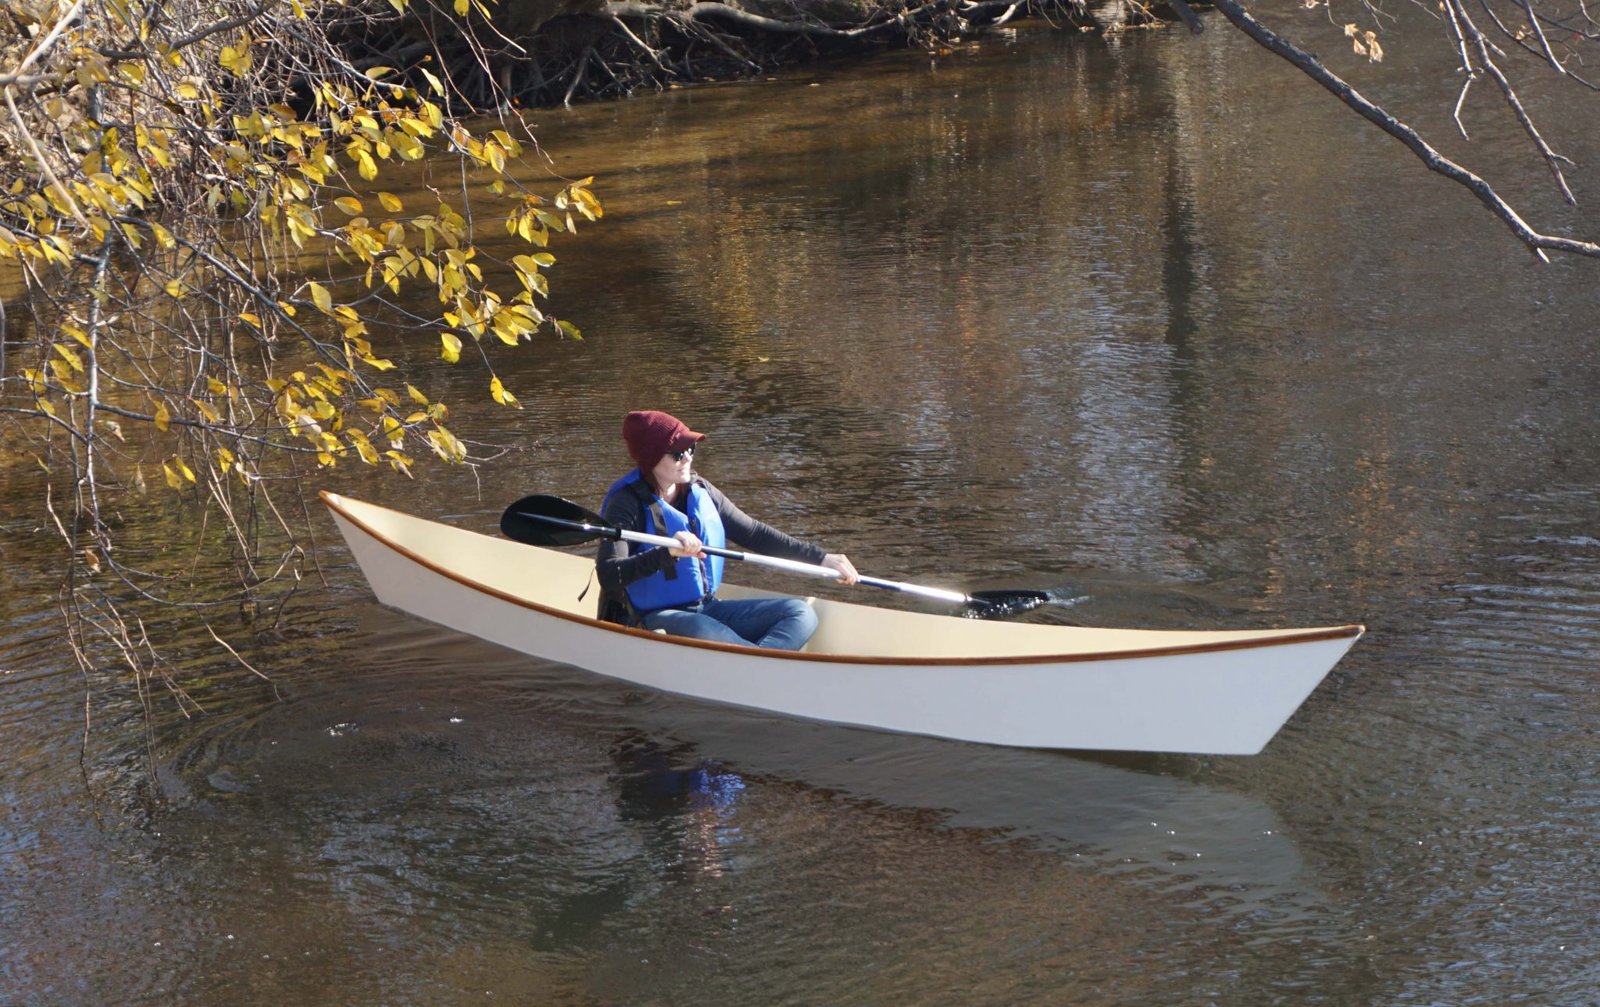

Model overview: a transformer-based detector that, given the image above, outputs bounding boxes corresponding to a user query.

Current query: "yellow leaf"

[163,462,182,490]
[440,332,462,363]
[193,398,222,424]
[427,428,467,462]
[347,430,380,464]
[492,319,521,346]
[490,376,521,409]
[406,384,430,405]
[390,132,424,161]
[50,359,84,392]
[220,38,253,77]
[154,401,171,431]
[378,191,403,213]
[309,280,333,315]
[455,0,469,13]
[239,312,262,329]
[334,196,364,215]
[207,376,229,395]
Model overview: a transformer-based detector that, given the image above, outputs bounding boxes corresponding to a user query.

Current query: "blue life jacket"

[601,471,726,613]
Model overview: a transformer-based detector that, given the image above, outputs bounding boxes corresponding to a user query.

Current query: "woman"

[596,410,858,649]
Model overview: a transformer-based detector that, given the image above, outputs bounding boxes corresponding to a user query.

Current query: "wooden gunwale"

[322,491,1365,667]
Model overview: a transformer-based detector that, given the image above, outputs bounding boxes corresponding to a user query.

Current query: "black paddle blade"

[500,494,615,547]
[962,590,1053,620]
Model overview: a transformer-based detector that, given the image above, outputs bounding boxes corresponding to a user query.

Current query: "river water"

[5,9,1600,1005]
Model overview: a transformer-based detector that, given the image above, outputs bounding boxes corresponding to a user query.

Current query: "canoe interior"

[325,492,1362,664]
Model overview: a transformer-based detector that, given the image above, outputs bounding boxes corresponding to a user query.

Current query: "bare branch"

[0,0,89,86]
[1513,0,1566,72]
[1448,0,1577,203]
[1209,0,1600,261]
[1165,0,1206,34]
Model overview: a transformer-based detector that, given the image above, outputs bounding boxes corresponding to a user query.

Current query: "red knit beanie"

[622,410,705,473]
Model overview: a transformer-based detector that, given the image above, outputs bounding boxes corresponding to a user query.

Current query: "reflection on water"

[4,615,1363,1004]
[5,15,1600,1007]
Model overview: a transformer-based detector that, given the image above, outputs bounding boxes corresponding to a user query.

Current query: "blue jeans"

[640,596,818,651]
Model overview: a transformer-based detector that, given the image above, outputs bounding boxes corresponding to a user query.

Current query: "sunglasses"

[669,445,696,461]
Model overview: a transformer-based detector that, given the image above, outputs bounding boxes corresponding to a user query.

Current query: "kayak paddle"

[499,494,1051,620]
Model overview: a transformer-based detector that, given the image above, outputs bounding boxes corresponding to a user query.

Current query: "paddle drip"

[961,590,1054,619]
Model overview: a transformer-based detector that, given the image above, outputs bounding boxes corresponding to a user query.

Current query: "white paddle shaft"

[614,528,970,605]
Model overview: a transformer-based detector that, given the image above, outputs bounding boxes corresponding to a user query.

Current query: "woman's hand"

[669,530,705,558]
[822,553,859,585]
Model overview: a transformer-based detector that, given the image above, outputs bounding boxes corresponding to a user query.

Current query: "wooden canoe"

[322,492,1364,755]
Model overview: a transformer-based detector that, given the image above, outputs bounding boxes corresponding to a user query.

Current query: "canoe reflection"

[611,732,748,881]
[610,699,1321,922]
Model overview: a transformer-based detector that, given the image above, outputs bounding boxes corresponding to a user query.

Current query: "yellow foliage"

[220,38,253,77]
[308,281,334,315]
[440,332,463,363]
[2,0,604,538]
[490,376,521,409]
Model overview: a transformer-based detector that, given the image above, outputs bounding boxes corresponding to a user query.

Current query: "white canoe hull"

[322,492,1363,755]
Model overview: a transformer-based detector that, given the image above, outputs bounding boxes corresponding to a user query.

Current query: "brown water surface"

[4,13,1600,1006]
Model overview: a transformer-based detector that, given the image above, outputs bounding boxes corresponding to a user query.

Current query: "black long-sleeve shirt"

[595,476,826,603]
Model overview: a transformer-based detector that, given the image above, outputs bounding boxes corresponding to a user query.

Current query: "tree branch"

[1447,0,1576,204]
[1209,0,1600,261]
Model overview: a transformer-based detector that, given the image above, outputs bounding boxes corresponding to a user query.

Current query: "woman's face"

[650,444,695,491]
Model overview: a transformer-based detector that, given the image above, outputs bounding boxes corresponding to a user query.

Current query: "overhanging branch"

[1209,0,1600,262]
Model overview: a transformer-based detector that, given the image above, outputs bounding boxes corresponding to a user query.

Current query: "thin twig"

[206,621,281,699]
[1449,0,1577,204]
